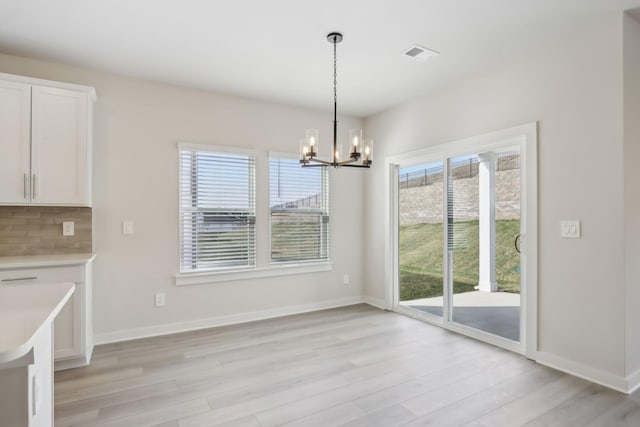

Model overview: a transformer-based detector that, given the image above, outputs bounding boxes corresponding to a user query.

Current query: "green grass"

[399,219,520,301]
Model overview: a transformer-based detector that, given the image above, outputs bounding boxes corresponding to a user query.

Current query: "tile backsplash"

[0,206,92,256]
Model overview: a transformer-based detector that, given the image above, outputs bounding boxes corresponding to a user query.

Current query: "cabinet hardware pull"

[1,277,37,282]
[32,173,36,199]
[24,173,28,199]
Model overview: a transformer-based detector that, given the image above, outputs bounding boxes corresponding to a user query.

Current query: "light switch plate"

[561,220,581,238]
[62,221,74,236]
[155,293,165,307]
[122,220,134,235]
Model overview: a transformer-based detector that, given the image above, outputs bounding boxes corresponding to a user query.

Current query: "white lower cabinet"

[0,259,93,370]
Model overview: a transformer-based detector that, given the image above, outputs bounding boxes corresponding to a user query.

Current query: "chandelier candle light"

[299,32,373,168]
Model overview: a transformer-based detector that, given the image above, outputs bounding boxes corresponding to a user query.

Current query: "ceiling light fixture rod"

[332,32,338,165]
[299,32,373,169]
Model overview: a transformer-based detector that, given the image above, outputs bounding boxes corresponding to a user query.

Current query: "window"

[269,156,329,263]
[179,146,256,272]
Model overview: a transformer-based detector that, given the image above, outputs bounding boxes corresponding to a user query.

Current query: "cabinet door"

[31,86,89,205]
[53,283,83,359]
[0,80,31,204]
[0,266,84,360]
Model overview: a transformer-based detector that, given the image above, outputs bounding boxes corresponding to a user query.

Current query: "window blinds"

[269,157,329,263]
[179,148,256,271]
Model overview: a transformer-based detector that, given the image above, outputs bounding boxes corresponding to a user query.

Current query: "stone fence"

[399,169,520,225]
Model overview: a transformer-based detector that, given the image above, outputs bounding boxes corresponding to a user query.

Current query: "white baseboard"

[626,368,640,394]
[94,296,364,345]
[55,354,90,371]
[536,351,628,393]
[363,295,387,310]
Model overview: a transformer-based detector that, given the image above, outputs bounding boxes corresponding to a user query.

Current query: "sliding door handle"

[32,173,36,199]
[23,173,28,199]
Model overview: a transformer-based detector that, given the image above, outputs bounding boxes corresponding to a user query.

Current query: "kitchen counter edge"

[0,254,96,269]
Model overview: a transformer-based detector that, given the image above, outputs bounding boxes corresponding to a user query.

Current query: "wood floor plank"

[280,402,365,427]
[54,409,100,427]
[400,355,536,417]
[401,365,563,426]
[351,350,520,415]
[203,415,262,427]
[55,380,179,419]
[583,398,640,427]
[523,383,625,426]
[339,404,417,427]
[255,370,410,426]
[473,375,591,426]
[179,375,350,426]
[52,304,637,427]
[92,398,210,427]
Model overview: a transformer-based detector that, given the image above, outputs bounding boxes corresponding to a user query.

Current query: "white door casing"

[385,122,538,358]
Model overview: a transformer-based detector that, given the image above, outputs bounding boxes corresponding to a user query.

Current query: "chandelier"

[299,32,373,168]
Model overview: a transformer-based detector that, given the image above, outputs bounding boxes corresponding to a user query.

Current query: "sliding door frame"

[384,123,538,359]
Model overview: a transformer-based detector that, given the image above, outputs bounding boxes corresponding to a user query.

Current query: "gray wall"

[0,52,365,340]
[624,12,640,379]
[364,15,626,381]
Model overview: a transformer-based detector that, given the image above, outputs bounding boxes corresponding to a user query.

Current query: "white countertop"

[0,282,75,364]
[0,254,95,270]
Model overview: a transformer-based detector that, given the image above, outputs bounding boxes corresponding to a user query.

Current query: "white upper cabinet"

[0,73,95,207]
[31,86,89,205]
[0,80,31,204]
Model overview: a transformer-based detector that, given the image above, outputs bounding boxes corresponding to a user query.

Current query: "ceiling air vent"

[403,45,439,62]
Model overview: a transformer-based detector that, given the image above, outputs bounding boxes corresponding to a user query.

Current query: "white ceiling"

[1,0,639,117]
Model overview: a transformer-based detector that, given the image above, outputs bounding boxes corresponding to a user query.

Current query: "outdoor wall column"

[478,152,498,292]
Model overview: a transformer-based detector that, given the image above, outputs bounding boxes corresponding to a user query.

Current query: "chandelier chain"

[333,38,337,105]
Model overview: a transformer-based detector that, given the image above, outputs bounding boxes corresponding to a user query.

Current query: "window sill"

[175,262,333,286]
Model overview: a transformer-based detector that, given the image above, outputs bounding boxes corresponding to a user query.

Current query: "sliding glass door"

[398,160,445,318]
[394,139,527,350]
[448,150,521,342]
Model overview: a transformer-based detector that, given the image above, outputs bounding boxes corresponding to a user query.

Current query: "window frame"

[175,145,332,286]
[268,152,330,265]
[178,142,257,274]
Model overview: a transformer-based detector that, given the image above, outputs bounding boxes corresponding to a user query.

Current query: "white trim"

[363,296,387,310]
[94,296,361,345]
[522,122,538,359]
[536,351,628,394]
[176,262,333,286]
[0,71,96,100]
[626,369,640,394]
[177,141,257,155]
[396,305,443,326]
[387,163,399,310]
[444,320,523,355]
[384,123,532,165]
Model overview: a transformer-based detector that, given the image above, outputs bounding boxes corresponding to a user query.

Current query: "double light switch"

[561,220,581,238]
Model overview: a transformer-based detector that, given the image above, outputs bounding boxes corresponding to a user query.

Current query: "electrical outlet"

[343,273,350,285]
[155,293,165,307]
[122,220,134,235]
[62,221,75,236]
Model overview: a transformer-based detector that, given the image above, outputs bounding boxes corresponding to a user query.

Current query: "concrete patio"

[400,290,520,341]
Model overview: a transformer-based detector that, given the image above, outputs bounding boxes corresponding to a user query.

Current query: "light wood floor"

[55,304,640,427]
